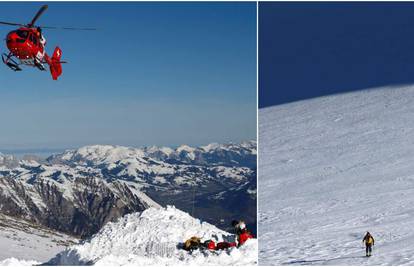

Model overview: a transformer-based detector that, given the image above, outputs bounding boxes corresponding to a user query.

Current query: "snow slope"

[259,85,414,265]
[47,206,257,266]
[0,258,39,266]
[0,214,76,263]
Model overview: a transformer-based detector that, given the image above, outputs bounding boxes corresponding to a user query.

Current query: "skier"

[362,232,375,257]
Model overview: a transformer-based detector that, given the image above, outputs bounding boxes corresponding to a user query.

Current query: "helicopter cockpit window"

[10,30,29,43]
[15,30,29,40]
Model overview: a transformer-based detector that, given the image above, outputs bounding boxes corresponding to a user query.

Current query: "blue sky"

[260,2,414,108]
[0,2,257,150]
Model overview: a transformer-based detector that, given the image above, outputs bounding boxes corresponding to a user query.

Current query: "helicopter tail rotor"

[47,46,63,80]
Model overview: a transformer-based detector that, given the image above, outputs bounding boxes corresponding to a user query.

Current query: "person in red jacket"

[204,239,236,250]
[232,220,254,247]
[203,220,253,251]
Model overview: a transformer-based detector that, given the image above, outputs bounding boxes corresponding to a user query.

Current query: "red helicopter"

[0,5,95,80]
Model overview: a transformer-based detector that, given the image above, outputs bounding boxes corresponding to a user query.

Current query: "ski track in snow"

[259,86,414,265]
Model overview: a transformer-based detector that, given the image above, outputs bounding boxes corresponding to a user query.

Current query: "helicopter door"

[29,33,44,61]
[29,33,39,47]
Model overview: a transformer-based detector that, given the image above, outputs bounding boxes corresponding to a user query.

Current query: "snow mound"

[0,258,39,266]
[46,206,257,266]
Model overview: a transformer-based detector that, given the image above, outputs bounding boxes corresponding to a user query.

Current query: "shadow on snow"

[283,255,367,265]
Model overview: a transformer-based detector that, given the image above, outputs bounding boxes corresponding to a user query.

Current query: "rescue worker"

[232,220,245,235]
[362,231,375,257]
[184,220,254,252]
[232,220,253,247]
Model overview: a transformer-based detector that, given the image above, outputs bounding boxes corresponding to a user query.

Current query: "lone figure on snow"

[362,231,375,257]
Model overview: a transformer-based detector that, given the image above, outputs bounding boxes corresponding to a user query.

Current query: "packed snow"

[0,214,76,263]
[47,206,257,266]
[259,85,414,265]
[0,258,39,266]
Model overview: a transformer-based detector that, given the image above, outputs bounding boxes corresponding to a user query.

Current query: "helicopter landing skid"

[34,59,46,71]
[2,53,22,71]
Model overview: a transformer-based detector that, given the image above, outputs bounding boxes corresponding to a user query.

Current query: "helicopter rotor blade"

[40,26,97,31]
[0,5,96,31]
[0,21,26,27]
[28,4,48,28]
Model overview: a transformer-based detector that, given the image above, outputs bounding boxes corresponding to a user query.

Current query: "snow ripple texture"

[47,206,257,266]
[259,86,414,265]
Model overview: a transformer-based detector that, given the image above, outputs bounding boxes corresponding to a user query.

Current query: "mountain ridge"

[0,141,256,238]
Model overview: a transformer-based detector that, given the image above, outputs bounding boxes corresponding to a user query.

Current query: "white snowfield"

[0,258,39,266]
[0,214,76,263]
[259,86,414,265]
[47,206,257,266]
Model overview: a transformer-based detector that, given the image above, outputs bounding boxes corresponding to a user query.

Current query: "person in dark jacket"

[362,232,375,257]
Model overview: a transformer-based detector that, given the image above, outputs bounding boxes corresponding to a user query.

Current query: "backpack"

[183,236,201,251]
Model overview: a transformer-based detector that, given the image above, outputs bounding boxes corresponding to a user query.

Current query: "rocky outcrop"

[0,175,158,238]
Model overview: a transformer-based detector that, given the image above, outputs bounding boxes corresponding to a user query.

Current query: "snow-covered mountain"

[0,141,256,240]
[47,141,257,234]
[0,160,158,238]
[46,206,257,266]
[0,153,18,168]
[45,143,256,188]
[259,86,414,265]
[48,141,257,169]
